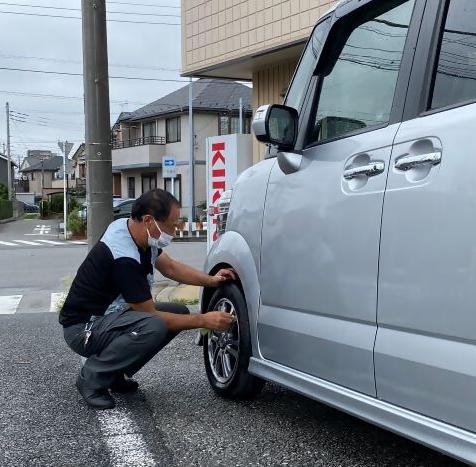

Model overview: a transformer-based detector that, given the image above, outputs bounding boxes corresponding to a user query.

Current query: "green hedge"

[0,199,13,220]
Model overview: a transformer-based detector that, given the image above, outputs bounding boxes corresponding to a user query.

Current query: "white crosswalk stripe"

[50,293,64,313]
[0,239,87,248]
[0,295,23,314]
[14,240,42,246]
[0,293,64,315]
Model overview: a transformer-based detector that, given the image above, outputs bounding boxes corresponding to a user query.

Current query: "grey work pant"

[63,302,189,390]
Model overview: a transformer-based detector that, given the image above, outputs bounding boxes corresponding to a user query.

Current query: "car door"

[375,0,476,432]
[258,0,422,396]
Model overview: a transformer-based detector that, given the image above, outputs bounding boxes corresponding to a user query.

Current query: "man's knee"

[140,315,168,341]
[155,301,190,316]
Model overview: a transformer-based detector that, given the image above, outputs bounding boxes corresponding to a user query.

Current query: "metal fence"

[112,136,166,149]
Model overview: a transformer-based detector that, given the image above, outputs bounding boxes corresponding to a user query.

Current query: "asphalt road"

[0,219,464,466]
[0,313,463,467]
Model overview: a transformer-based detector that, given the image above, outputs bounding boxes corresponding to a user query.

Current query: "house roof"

[117,78,252,124]
[71,143,85,162]
[21,155,63,172]
[0,154,18,167]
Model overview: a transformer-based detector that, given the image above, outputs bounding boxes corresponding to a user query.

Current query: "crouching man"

[59,189,236,409]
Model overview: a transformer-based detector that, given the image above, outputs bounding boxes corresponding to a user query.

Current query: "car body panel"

[376,103,476,433]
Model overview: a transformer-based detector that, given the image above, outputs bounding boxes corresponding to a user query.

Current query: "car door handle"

[343,161,385,180]
[394,152,441,171]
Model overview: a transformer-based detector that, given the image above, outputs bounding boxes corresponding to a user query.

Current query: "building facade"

[0,154,16,189]
[181,0,336,162]
[112,78,252,218]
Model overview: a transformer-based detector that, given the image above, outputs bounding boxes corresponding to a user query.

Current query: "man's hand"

[208,268,237,287]
[201,311,235,332]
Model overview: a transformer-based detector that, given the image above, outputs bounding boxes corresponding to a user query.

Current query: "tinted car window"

[431,0,476,109]
[284,18,330,111]
[306,0,415,146]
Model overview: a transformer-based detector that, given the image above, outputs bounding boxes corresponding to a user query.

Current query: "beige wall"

[182,0,335,77]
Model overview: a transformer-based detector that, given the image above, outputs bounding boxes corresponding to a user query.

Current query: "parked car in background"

[198,0,476,463]
[18,201,39,213]
[78,198,135,222]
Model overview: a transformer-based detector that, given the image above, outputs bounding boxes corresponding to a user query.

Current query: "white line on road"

[0,295,23,314]
[14,240,42,246]
[36,240,63,245]
[0,241,18,246]
[96,407,157,467]
[50,293,64,312]
[69,241,87,245]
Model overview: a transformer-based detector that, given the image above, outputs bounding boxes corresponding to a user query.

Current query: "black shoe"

[110,375,139,393]
[75,375,116,410]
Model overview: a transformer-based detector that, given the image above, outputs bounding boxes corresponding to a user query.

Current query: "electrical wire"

[0,2,181,17]
[0,9,180,25]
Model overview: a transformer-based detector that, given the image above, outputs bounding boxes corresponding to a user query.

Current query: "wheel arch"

[201,231,262,358]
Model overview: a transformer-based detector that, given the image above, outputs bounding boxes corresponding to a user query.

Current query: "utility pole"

[239,97,243,134]
[81,0,113,248]
[188,77,194,234]
[5,102,12,200]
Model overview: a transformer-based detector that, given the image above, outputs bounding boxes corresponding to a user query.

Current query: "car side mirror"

[252,104,298,152]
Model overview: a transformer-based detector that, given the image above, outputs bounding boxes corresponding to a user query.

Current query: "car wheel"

[203,283,264,399]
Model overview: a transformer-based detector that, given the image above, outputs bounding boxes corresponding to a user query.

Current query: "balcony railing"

[112,136,166,149]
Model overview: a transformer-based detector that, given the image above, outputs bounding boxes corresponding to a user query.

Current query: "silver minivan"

[199,0,476,462]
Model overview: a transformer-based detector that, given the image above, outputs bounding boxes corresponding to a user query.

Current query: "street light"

[58,141,74,240]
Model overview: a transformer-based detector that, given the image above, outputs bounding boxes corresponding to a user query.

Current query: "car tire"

[203,283,264,399]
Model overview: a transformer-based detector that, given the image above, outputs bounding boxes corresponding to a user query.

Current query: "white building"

[112,78,252,218]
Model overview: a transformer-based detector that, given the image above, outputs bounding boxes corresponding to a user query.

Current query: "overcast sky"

[0,0,185,164]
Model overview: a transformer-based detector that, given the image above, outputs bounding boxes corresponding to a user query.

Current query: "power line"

[0,9,180,25]
[104,1,180,8]
[0,2,181,17]
[0,65,188,81]
[0,52,180,72]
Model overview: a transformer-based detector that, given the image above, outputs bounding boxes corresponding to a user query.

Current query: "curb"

[0,216,20,224]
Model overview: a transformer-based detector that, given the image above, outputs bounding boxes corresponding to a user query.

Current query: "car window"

[431,0,476,110]
[306,0,415,146]
[284,17,330,112]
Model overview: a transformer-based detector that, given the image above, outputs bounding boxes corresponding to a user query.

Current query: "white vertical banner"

[206,134,252,251]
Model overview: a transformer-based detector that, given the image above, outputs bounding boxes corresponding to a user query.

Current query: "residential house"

[71,143,86,195]
[19,154,64,197]
[112,78,252,215]
[0,153,16,189]
[181,0,336,162]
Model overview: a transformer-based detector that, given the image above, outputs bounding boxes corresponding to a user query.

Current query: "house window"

[143,121,156,139]
[141,173,157,194]
[79,164,86,178]
[166,117,181,143]
[218,115,251,135]
[128,177,135,198]
[164,174,181,205]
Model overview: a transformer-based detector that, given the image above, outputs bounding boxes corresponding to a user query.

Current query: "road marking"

[0,295,23,314]
[50,293,64,312]
[96,407,157,467]
[69,241,87,245]
[0,241,18,246]
[36,240,63,245]
[14,240,42,246]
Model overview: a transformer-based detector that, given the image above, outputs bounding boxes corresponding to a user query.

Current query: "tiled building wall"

[182,0,336,75]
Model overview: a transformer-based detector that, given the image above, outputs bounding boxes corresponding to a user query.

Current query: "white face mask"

[147,218,174,249]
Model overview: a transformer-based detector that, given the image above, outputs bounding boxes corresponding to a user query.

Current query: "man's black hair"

[131,189,179,222]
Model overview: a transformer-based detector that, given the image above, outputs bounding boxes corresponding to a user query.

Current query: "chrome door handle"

[343,161,385,180]
[394,152,441,171]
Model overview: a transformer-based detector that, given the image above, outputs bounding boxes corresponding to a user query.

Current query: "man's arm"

[155,252,236,287]
[129,299,233,333]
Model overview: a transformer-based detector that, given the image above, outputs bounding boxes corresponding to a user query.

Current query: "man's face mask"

[146,218,174,248]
